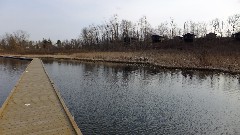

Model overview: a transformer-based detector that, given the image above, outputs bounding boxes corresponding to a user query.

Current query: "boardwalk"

[0,58,82,135]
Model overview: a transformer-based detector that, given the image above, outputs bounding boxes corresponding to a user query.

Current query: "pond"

[42,59,240,135]
[0,57,30,107]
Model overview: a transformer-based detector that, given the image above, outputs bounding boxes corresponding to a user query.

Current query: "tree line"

[0,14,240,53]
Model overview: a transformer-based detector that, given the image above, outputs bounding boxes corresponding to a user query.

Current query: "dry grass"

[2,49,240,73]
[70,50,240,73]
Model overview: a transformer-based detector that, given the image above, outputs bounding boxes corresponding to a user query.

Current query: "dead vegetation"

[15,47,239,73]
[71,50,240,73]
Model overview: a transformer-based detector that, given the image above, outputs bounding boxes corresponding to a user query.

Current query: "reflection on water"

[0,57,30,107]
[43,59,240,135]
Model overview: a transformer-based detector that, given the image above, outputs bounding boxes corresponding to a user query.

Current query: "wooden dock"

[0,58,82,135]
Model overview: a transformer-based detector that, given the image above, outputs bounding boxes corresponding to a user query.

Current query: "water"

[0,57,30,107]
[43,59,240,135]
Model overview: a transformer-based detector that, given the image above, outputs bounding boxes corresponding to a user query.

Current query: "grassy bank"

[2,49,239,74]
[73,50,240,73]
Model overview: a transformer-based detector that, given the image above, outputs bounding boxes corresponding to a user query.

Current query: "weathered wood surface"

[0,58,82,135]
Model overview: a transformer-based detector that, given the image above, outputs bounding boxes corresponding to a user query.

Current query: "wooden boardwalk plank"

[0,58,82,135]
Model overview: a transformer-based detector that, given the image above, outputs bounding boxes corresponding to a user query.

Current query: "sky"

[0,0,240,41]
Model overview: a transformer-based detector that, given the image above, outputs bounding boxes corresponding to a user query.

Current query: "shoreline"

[1,51,240,75]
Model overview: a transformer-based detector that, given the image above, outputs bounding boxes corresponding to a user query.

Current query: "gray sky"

[0,0,240,41]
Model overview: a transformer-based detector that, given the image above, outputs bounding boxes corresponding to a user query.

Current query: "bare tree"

[0,30,29,51]
[169,18,177,38]
[189,21,196,34]
[184,21,190,34]
[210,18,220,34]
[157,22,169,37]
[138,16,152,41]
[120,19,133,38]
[13,30,30,45]
[227,14,240,34]
[81,27,89,45]
[198,22,208,37]
[109,14,119,41]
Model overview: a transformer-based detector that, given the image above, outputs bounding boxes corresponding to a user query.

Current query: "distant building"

[206,33,217,40]
[183,33,195,42]
[151,35,164,43]
[232,32,240,41]
[124,37,138,44]
[173,36,183,41]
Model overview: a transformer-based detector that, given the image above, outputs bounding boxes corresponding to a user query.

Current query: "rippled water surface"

[43,59,240,135]
[0,57,30,107]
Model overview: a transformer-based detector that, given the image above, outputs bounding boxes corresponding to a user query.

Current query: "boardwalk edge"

[41,60,83,135]
[0,58,33,116]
